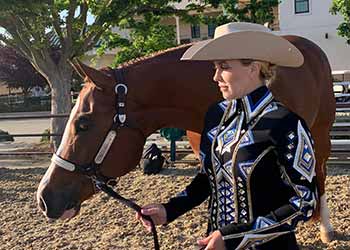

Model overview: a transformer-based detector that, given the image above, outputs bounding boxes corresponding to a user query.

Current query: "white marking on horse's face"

[56,96,81,156]
[37,99,81,208]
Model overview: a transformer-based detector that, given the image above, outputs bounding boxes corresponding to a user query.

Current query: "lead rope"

[96,182,160,250]
[106,68,160,250]
[113,68,160,250]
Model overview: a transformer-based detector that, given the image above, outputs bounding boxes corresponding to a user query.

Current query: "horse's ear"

[70,58,86,79]
[70,58,114,90]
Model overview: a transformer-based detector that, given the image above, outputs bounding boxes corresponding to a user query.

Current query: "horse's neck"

[131,107,204,136]
[127,56,220,136]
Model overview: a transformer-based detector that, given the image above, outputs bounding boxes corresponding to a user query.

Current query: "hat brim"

[181,31,304,67]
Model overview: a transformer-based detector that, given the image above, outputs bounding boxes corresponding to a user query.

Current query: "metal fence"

[0,111,349,165]
[0,95,51,113]
[0,79,348,165]
[0,113,194,164]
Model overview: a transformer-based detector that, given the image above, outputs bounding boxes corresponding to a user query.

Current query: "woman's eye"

[220,63,230,69]
[214,63,229,70]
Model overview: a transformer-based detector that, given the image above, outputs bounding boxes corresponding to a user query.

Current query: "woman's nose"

[213,68,222,82]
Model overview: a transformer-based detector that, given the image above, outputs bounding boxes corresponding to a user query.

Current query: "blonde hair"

[240,59,277,85]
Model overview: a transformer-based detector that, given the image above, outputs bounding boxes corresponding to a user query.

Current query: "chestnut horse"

[37,37,336,243]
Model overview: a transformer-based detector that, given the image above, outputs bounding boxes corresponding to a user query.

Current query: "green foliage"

[187,0,279,26]
[0,0,183,68]
[41,128,51,142]
[111,14,176,66]
[98,1,279,68]
[331,0,350,44]
[96,31,130,57]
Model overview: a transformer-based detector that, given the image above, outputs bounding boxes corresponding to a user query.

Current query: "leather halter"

[51,68,160,250]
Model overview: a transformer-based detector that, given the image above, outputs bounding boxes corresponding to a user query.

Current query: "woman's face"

[213,60,262,100]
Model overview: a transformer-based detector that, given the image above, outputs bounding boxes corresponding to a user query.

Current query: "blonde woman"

[137,22,316,250]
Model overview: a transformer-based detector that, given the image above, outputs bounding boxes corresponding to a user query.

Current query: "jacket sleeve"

[219,113,318,249]
[162,109,215,223]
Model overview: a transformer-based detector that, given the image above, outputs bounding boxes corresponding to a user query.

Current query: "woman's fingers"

[141,205,159,215]
[197,235,211,246]
[135,211,141,220]
[136,212,152,232]
[136,204,167,232]
[141,218,152,232]
[136,208,154,233]
[142,205,166,224]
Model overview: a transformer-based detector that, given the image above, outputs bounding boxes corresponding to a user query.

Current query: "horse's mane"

[116,43,192,69]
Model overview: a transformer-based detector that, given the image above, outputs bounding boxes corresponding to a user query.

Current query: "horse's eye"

[77,122,89,132]
[75,117,90,133]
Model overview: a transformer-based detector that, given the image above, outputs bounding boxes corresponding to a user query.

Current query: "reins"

[51,68,160,250]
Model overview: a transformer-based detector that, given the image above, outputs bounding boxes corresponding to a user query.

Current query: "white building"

[277,0,350,71]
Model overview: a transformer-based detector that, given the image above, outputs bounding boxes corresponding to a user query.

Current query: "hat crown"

[214,22,272,39]
[181,21,304,67]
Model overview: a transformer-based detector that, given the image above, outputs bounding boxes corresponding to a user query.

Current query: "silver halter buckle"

[115,84,128,94]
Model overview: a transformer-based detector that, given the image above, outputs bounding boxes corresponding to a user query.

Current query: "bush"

[0,129,14,142]
[40,128,51,143]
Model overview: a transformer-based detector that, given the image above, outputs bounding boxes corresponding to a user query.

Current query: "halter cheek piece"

[51,68,160,250]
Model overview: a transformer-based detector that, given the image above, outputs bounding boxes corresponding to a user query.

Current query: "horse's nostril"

[38,196,48,213]
[65,202,75,210]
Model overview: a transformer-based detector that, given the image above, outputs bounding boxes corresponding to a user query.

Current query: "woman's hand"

[197,230,225,250]
[135,203,167,232]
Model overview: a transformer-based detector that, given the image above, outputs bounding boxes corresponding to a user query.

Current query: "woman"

[136,22,317,250]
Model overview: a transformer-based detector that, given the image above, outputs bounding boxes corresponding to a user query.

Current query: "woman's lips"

[219,85,229,91]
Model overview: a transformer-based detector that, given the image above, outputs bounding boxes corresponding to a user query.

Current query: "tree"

[0,0,186,149]
[99,1,278,66]
[0,45,48,96]
[330,0,350,44]
[109,14,176,65]
[185,0,279,27]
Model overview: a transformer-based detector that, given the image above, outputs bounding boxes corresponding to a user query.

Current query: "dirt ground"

[0,152,349,250]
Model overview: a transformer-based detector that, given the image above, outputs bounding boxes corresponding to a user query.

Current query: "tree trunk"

[47,68,73,151]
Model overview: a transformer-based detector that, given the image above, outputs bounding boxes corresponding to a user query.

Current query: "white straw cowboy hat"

[181,22,304,67]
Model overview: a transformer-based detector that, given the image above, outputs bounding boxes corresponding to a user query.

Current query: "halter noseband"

[50,68,160,250]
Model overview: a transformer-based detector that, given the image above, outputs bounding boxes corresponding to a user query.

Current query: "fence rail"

[0,113,69,120]
[0,95,51,113]
[1,111,349,165]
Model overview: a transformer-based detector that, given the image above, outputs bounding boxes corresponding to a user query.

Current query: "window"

[191,24,201,39]
[295,0,310,14]
[208,23,216,38]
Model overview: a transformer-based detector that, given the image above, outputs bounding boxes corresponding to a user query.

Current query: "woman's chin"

[221,90,242,100]
[221,91,234,100]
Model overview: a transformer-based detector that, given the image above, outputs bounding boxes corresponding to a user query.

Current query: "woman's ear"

[250,61,262,79]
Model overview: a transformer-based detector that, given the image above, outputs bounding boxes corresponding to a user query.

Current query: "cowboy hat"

[181,22,304,67]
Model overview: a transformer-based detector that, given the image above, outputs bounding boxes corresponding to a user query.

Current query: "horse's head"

[36,61,146,220]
